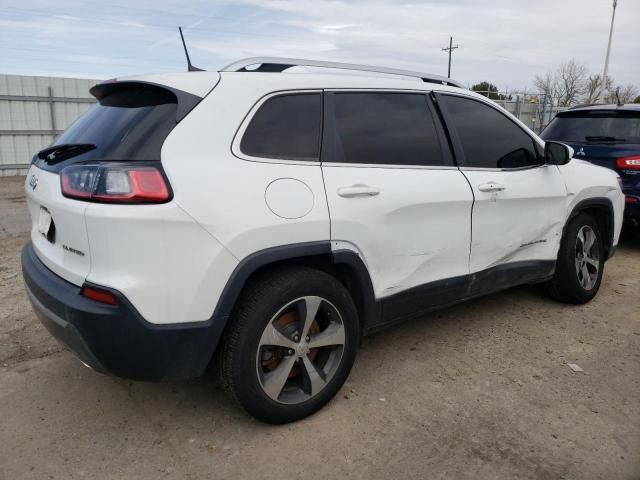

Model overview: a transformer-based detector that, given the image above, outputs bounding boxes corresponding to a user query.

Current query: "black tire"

[218,266,360,424]
[546,213,605,304]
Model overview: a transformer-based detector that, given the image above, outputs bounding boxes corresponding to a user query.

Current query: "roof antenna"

[178,26,204,72]
[615,86,623,106]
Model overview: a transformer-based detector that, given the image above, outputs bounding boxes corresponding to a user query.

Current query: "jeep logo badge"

[29,174,38,190]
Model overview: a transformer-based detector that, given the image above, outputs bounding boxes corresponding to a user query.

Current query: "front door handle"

[337,184,381,198]
[478,182,506,193]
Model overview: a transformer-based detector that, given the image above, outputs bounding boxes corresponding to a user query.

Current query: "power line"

[441,36,459,79]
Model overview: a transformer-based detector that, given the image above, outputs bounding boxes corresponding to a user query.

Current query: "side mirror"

[544,141,573,165]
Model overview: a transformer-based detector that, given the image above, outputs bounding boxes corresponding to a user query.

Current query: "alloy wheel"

[575,225,600,291]
[256,296,346,404]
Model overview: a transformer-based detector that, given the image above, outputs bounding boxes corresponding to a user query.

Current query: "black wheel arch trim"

[206,242,380,355]
[200,240,382,370]
[565,197,616,259]
[331,249,382,330]
[212,241,332,320]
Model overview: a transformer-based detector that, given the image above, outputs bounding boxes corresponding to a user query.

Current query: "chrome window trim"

[459,164,550,173]
[233,88,457,169]
[322,162,459,171]
[324,87,432,94]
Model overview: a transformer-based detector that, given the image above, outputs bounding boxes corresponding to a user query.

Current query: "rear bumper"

[21,242,220,381]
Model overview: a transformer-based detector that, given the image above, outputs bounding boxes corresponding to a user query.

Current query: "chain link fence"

[473,91,569,133]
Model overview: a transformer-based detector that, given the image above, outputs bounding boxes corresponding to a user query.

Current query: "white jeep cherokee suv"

[22,58,624,424]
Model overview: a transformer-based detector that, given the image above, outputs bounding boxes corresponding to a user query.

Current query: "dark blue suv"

[541,104,640,228]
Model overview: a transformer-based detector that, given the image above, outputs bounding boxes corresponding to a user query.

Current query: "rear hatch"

[540,109,640,194]
[25,79,205,286]
[25,167,91,286]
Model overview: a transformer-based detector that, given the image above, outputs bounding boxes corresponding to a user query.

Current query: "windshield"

[541,113,640,144]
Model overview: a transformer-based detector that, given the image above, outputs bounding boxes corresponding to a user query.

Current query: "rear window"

[541,113,640,144]
[34,82,200,171]
[240,94,321,161]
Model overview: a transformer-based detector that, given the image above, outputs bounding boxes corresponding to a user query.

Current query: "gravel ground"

[1,175,639,480]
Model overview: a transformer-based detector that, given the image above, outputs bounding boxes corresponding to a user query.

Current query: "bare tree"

[556,60,588,106]
[583,74,613,104]
[534,59,588,107]
[606,84,640,104]
[534,71,559,101]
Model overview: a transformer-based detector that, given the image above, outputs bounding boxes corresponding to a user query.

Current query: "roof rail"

[221,57,465,89]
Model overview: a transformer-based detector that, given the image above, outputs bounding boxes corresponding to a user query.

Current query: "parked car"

[22,58,624,424]
[541,104,640,229]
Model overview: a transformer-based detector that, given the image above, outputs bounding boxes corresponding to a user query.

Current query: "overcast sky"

[1,0,638,91]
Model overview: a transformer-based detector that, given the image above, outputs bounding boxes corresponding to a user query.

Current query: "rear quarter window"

[240,93,322,161]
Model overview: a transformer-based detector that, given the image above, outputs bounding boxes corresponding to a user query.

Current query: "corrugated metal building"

[0,74,99,176]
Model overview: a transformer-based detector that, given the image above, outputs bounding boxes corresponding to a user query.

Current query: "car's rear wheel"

[218,267,359,424]
[546,213,604,304]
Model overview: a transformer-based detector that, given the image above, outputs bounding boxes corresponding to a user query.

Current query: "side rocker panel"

[209,244,557,344]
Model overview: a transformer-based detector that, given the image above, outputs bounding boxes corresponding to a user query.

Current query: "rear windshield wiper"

[37,143,97,164]
[585,136,626,143]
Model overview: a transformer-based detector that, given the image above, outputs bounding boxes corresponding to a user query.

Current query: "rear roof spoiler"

[90,81,203,123]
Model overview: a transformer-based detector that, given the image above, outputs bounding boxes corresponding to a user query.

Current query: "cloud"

[1,0,638,90]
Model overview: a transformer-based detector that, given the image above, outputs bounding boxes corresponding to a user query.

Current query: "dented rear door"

[321,91,474,299]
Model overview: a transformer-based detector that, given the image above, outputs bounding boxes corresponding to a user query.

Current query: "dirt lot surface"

[1,175,639,480]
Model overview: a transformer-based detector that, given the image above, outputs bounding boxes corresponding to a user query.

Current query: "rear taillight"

[81,285,118,305]
[616,156,640,170]
[626,196,638,204]
[60,164,170,203]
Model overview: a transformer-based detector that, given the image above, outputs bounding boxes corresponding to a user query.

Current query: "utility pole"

[599,0,618,103]
[442,36,459,78]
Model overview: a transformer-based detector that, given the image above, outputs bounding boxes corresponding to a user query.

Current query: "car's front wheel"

[218,267,359,424]
[546,213,604,304]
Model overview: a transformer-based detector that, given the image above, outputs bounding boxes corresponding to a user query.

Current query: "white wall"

[0,74,99,176]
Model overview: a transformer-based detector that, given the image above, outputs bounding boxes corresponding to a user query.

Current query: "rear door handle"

[478,182,506,192]
[337,184,381,198]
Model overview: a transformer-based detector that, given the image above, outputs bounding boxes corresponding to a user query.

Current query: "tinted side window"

[241,93,321,161]
[328,92,447,166]
[441,95,540,169]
